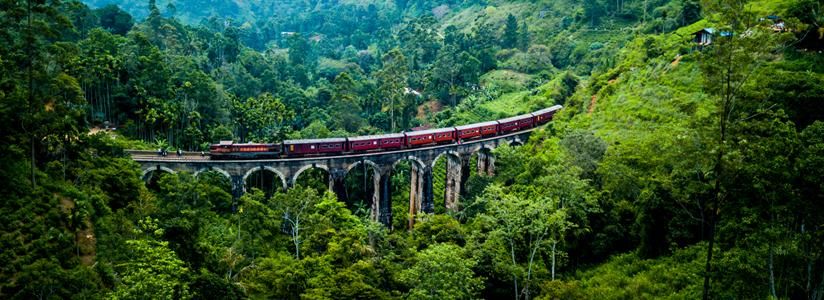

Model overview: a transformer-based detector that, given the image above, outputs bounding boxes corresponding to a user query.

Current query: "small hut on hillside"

[694,28,716,46]
[693,28,733,50]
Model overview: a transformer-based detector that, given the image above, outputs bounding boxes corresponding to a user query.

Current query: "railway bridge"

[130,129,534,227]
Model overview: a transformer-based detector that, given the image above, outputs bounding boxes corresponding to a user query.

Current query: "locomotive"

[209,105,562,160]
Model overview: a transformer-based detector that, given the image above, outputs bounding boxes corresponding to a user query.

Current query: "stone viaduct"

[131,130,534,228]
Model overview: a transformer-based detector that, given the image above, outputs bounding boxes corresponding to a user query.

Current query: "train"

[209,105,562,160]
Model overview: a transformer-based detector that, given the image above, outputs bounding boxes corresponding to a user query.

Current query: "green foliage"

[400,243,483,300]
[554,244,706,299]
[503,14,519,48]
[96,5,133,35]
[374,48,411,131]
[109,239,191,299]
[230,93,294,142]
[2,0,824,299]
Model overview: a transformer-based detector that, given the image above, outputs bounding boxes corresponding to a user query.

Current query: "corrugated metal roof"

[695,28,716,34]
[455,121,499,130]
[404,127,455,135]
[283,138,347,144]
[497,114,534,123]
[531,105,563,115]
[348,133,405,141]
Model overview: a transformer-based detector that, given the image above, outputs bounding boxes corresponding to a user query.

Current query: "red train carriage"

[456,121,499,140]
[405,128,456,147]
[497,114,534,133]
[284,138,347,156]
[348,133,405,152]
[531,105,563,125]
[518,114,534,130]
[207,105,564,160]
[209,141,281,159]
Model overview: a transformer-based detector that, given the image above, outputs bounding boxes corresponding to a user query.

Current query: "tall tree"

[518,20,530,51]
[697,0,787,298]
[429,45,480,107]
[373,48,408,132]
[96,4,134,35]
[503,14,519,48]
[330,72,364,132]
[230,93,293,143]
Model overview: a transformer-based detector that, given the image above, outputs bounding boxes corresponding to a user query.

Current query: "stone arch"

[291,163,330,187]
[472,145,495,157]
[472,146,496,177]
[389,155,433,229]
[193,167,231,180]
[141,166,176,181]
[345,159,380,176]
[509,137,524,146]
[242,166,287,191]
[341,160,383,218]
[391,155,426,171]
[430,150,461,169]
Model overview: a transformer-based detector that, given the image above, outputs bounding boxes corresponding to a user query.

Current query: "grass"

[480,90,533,115]
[569,244,705,299]
[748,0,795,15]
[480,69,534,93]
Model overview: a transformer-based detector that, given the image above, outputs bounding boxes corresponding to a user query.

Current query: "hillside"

[2,0,824,299]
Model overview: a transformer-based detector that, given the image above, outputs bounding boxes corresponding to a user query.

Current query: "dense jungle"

[1,0,824,298]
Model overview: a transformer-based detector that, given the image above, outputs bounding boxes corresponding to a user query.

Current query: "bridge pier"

[422,166,434,214]
[370,169,381,223]
[408,163,428,229]
[231,175,244,199]
[379,170,393,228]
[477,151,495,176]
[444,155,462,212]
[328,168,348,202]
[460,155,471,196]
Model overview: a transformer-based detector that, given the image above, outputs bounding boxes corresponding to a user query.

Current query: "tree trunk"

[770,240,777,299]
[803,222,813,299]
[510,237,519,300]
[704,42,735,300]
[27,0,36,189]
[703,211,717,300]
[551,240,557,281]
